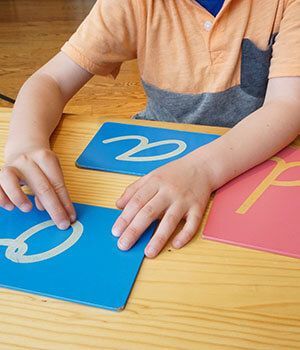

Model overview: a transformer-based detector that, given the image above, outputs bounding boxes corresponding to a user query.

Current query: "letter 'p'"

[236,156,300,214]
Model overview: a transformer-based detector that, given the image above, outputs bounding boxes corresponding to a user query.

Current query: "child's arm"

[1,52,92,229]
[113,76,300,258]
[199,77,300,190]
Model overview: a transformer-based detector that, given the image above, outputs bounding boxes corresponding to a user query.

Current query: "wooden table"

[0,107,300,350]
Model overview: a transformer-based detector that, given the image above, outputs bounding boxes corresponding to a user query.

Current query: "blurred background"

[0,0,146,117]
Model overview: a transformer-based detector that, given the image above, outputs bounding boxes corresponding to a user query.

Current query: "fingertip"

[0,188,14,211]
[19,202,33,213]
[172,239,183,249]
[36,207,45,212]
[70,212,77,223]
[116,198,124,209]
[63,201,76,223]
[35,197,45,211]
[112,227,121,237]
[145,245,158,258]
[4,203,14,211]
[111,219,122,237]
[117,237,130,251]
[57,220,71,230]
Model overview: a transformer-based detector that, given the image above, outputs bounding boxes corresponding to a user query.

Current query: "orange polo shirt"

[61,0,300,127]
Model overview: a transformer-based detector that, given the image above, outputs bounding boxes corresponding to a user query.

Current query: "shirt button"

[204,20,213,31]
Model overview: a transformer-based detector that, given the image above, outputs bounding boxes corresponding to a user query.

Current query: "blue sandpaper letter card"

[76,122,220,176]
[0,196,155,310]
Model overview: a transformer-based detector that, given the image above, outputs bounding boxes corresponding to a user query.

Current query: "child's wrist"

[4,136,50,161]
[184,149,216,191]
[187,142,231,191]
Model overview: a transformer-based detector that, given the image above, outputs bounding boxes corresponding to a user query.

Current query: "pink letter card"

[203,145,300,259]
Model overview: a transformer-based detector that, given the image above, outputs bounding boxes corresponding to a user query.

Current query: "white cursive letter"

[102,135,187,162]
[0,220,83,263]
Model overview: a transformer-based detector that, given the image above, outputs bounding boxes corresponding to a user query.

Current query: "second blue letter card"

[76,122,220,176]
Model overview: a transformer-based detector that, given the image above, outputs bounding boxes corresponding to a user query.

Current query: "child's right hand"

[1,52,92,229]
[0,143,76,230]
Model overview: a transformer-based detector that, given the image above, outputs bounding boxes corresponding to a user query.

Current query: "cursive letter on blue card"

[76,122,220,176]
[0,196,156,310]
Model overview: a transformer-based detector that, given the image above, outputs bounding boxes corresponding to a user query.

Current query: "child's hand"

[112,154,213,258]
[0,143,76,229]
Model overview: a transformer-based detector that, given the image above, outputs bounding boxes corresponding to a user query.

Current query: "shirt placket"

[191,0,231,65]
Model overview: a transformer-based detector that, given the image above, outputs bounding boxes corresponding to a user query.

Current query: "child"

[1,0,299,258]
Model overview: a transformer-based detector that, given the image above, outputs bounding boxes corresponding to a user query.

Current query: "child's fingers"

[0,185,15,211]
[117,194,168,251]
[19,161,70,230]
[116,181,139,209]
[145,204,185,258]
[172,207,202,249]
[0,166,32,212]
[112,182,158,237]
[36,153,76,222]
[35,196,45,211]
[116,177,146,209]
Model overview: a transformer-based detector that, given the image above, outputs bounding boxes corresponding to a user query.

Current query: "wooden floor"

[0,0,146,116]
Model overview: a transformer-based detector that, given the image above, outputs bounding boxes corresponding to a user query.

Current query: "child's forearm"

[192,100,300,190]
[5,73,66,157]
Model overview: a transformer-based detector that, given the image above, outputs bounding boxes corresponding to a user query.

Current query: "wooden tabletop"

[0,107,300,350]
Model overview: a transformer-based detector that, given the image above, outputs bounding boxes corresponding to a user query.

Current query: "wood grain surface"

[0,107,300,350]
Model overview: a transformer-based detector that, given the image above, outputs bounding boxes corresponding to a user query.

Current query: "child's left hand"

[112,154,214,258]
